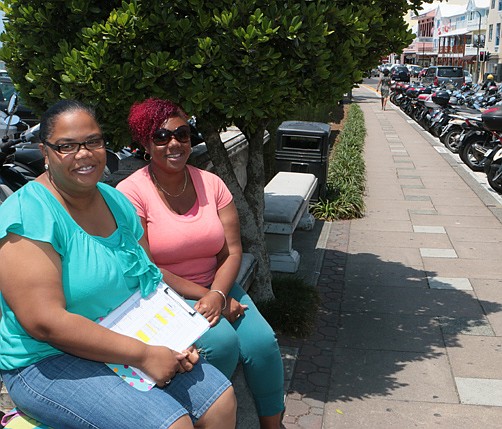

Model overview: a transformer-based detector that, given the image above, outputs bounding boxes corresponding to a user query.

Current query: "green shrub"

[311,103,366,220]
[258,275,320,338]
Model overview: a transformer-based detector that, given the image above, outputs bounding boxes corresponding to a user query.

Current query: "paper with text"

[99,281,209,391]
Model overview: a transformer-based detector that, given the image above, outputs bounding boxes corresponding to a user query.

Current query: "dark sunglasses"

[152,125,191,146]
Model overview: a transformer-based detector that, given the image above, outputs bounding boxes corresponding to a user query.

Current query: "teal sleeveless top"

[0,181,162,370]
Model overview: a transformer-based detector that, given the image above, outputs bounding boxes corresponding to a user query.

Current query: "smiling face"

[42,109,106,194]
[148,116,191,174]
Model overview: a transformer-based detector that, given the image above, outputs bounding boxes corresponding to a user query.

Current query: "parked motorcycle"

[0,94,38,202]
[457,116,495,172]
[479,107,502,194]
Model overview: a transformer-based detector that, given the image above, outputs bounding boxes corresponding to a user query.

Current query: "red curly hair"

[128,98,188,148]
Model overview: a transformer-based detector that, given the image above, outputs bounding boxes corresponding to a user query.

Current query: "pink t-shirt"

[117,165,233,286]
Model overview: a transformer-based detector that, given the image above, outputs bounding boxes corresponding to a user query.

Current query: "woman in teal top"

[0,100,236,428]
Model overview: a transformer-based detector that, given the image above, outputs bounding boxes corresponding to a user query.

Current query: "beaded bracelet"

[208,289,227,310]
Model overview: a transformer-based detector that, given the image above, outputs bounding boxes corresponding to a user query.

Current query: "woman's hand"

[139,345,185,388]
[222,297,248,324]
[176,346,200,373]
[194,292,225,326]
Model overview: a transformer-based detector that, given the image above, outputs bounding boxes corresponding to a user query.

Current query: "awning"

[462,54,477,61]
[439,28,469,37]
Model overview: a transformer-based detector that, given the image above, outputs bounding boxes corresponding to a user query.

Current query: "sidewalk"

[282,85,502,428]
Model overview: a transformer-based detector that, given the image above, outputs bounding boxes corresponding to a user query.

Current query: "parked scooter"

[479,107,502,194]
[457,115,495,172]
[0,94,39,202]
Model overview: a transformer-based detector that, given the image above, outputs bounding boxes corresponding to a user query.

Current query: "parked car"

[0,75,38,128]
[379,63,392,72]
[463,69,473,84]
[370,67,380,77]
[408,65,423,77]
[390,65,411,82]
[418,67,428,79]
[421,66,464,87]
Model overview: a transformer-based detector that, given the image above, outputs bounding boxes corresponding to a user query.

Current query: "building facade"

[405,0,501,82]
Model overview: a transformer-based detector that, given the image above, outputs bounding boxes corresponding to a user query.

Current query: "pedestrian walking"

[376,69,392,110]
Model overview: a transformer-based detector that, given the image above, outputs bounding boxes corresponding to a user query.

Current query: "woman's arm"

[194,201,246,324]
[212,201,242,295]
[0,234,189,386]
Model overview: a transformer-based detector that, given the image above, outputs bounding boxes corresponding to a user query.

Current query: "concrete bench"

[264,172,317,273]
[236,252,256,292]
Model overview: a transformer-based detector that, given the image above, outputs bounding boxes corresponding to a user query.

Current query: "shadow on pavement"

[284,220,502,407]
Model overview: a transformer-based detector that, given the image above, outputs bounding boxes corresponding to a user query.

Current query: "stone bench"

[236,252,256,292]
[264,172,317,273]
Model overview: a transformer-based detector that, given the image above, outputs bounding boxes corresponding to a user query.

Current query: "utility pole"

[473,9,482,83]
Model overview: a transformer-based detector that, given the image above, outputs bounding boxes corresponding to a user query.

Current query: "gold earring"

[144,152,151,162]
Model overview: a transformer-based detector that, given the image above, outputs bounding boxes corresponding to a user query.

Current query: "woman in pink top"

[117,98,284,429]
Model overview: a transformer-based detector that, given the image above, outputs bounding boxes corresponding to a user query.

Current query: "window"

[489,24,493,42]
[496,23,501,46]
[499,0,502,11]
[492,0,496,9]
[437,67,463,78]
[0,80,15,103]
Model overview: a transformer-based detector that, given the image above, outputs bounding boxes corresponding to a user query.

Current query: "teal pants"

[187,284,285,417]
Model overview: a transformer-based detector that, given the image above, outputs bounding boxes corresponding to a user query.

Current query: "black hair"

[40,100,97,142]
[383,69,390,76]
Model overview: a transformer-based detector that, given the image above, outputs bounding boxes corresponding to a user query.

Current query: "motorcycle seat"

[453,107,481,116]
[0,184,13,203]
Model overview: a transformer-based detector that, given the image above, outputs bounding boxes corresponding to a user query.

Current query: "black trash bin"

[275,121,331,200]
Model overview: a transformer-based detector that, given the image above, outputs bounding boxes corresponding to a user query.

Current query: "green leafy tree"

[0,0,433,301]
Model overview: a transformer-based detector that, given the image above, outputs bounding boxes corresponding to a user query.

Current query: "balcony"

[466,16,487,32]
[438,45,465,54]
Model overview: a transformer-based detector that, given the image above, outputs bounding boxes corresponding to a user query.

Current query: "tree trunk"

[200,122,275,303]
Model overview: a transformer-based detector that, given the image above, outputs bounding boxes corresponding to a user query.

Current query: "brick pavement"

[280,221,349,428]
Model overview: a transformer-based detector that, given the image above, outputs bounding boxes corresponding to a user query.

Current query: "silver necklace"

[150,168,188,198]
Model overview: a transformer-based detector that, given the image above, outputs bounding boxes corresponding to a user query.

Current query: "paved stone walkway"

[280,84,502,428]
[281,221,349,428]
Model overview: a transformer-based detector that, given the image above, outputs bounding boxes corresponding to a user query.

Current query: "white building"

[406,0,497,81]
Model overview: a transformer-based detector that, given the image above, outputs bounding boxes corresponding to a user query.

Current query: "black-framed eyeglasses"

[152,125,191,146]
[44,137,106,154]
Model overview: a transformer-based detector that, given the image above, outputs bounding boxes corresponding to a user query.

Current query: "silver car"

[422,66,465,87]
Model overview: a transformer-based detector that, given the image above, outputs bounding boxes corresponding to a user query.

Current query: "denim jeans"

[1,353,231,428]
